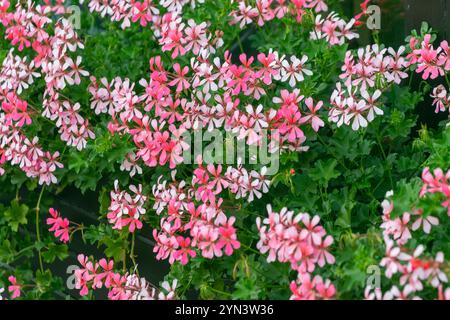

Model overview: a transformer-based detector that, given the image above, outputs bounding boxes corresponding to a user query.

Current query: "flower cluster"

[310,12,358,46]
[152,168,241,265]
[7,275,21,299]
[329,44,409,130]
[82,0,327,274]
[407,34,450,117]
[256,205,335,300]
[366,180,449,300]
[88,75,189,170]
[0,94,63,184]
[84,0,221,59]
[74,254,177,300]
[88,50,320,173]
[420,167,450,216]
[87,48,322,266]
[47,208,70,243]
[408,34,450,80]
[431,85,450,114]
[289,272,336,300]
[107,180,147,232]
[2,3,94,150]
[353,0,371,27]
[229,0,328,28]
[0,1,94,185]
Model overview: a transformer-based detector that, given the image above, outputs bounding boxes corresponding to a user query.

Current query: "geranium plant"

[0,0,449,300]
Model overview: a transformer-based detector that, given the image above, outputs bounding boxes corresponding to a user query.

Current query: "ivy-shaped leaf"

[309,159,341,188]
[4,200,29,232]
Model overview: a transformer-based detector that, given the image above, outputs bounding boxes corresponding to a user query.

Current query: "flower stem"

[240,242,260,255]
[130,232,138,275]
[237,33,244,53]
[208,286,233,297]
[35,186,45,273]
[445,73,450,88]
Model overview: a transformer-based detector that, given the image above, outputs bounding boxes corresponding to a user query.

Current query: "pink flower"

[411,210,439,234]
[315,235,335,267]
[420,167,450,215]
[414,34,444,80]
[300,97,324,132]
[281,55,312,87]
[46,208,70,243]
[168,63,190,92]
[257,205,334,283]
[8,276,21,299]
[173,236,196,265]
[107,181,147,232]
[216,217,240,256]
[290,273,336,300]
[132,2,153,27]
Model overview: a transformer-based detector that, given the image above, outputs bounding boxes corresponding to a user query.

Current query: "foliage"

[0,0,449,300]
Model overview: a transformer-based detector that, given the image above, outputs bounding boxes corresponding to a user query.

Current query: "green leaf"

[4,200,29,232]
[233,276,261,299]
[100,236,128,262]
[309,159,341,187]
[42,243,69,263]
[67,151,88,174]
[0,240,15,263]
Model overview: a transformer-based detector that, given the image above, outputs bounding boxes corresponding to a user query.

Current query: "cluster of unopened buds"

[229,0,327,28]
[366,168,450,300]
[74,254,178,300]
[329,44,410,130]
[107,180,147,232]
[256,205,335,300]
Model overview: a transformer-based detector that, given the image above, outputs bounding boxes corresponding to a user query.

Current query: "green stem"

[376,135,394,189]
[179,276,193,298]
[13,244,36,259]
[237,33,244,53]
[35,186,45,273]
[445,73,450,88]
[122,249,127,273]
[316,134,351,170]
[130,232,138,275]
[240,242,260,255]
[208,286,233,297]
[408,70,414,88]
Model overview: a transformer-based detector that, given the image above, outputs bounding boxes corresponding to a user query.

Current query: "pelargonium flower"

[46,208,70,243]
[420,167,450,216]
[8,275,21,299]
[107,180,147,232]
[74,254,178,300]
[257,205,335,299]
